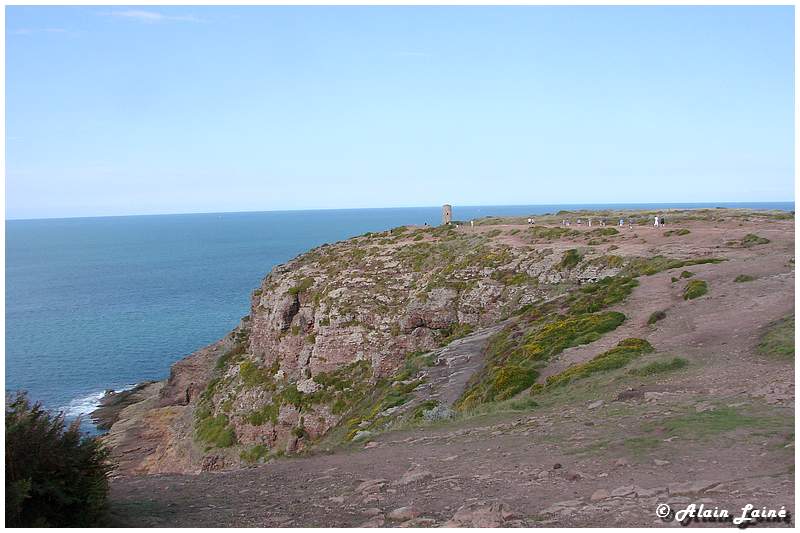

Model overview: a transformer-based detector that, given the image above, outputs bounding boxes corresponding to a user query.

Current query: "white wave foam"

[61,384,138,419]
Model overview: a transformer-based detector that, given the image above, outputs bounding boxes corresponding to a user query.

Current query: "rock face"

[91,381,157,431]
[106,223,622,474]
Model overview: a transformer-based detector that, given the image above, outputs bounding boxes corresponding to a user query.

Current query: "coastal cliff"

[105,209,794,477]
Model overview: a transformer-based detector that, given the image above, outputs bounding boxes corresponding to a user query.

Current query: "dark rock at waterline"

[90,382,156,431]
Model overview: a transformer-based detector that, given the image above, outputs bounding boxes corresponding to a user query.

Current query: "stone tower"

[442,204,452,225]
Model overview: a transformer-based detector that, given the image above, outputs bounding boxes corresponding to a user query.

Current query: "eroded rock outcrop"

[106,224,623,474]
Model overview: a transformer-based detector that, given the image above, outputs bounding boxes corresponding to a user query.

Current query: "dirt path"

[110,392,793,527]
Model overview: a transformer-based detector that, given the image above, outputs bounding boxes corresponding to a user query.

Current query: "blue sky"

[5,6,795,219]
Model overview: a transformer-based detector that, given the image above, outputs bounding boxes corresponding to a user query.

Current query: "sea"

[5,202,794,432]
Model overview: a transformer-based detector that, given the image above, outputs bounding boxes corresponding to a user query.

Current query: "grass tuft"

[647,310,667,325]
[664,228,691,237]
[628,357,688,376]
[287,277,314,295]
[195,414,237,448]
[740,234,771,247]
[683,279,708,300]
[757,315,794,360]
[539,338,654,389]
[568,276,638,314]
[560,249,582,270]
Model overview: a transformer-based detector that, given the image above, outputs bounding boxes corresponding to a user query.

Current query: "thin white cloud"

[108,9,201,23]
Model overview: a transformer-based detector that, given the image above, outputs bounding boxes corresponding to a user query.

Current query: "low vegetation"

[239,444,270,464]
[739,234,771,247]
[683,279,708,300]
[664,228,691,237]
[560,248,582,270]
[647,310,666,325]
[757,315,794,360]
[535,338,654,390]
[644,406,780,439]
[6,393,111,527]
[628,357,688,376]
[568,276,638,314]
[438,322,475,346]
[287,277,315,295]
[457,311,626,408]
[734,274,755,283]
[528,226,578,240]
[340,353,437,441]
[587,227,619,237]
[623,256,723,277]
[195,412,237,448]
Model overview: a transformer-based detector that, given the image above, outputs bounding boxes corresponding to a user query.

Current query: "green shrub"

[588,227,619,237]
[541,338,655,389]
[239,361,274,388]
[664,229,690,237]
[758,315,794,360]
[491,270,534,286]
[6,393,111,527]
[624,256,723,277]
[683,280,708,300]
[680,270,694,279]
[195,414,237,448]
[628,357,688,376]
[280,384,304,406]
[216,342,246,370]
[587,255,625,268]
[560,249,582,270]
[647,310,666,325]
[508,397,539,411]
[245,402,280,425]
[439,322,475,345]
[291,421,308,439]
[734,274,755,283]
[568,276,638,314]
[287,277,315,295]
[313,359,372,390]
[740,234,770,247]
[411,400,440,419]
[457,311,625,407]
[240,444,270,464]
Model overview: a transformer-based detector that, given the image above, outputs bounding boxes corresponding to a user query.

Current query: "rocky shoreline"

[90,381,157,431]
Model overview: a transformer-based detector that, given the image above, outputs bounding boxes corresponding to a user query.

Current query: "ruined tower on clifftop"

[442,204,452,225]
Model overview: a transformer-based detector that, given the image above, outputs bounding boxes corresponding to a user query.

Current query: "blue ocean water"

[5,202,793,429]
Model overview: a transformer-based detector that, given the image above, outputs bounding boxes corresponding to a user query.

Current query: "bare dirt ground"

[109,214,794,527]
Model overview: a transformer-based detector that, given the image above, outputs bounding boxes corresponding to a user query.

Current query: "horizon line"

[5,200,795,222]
